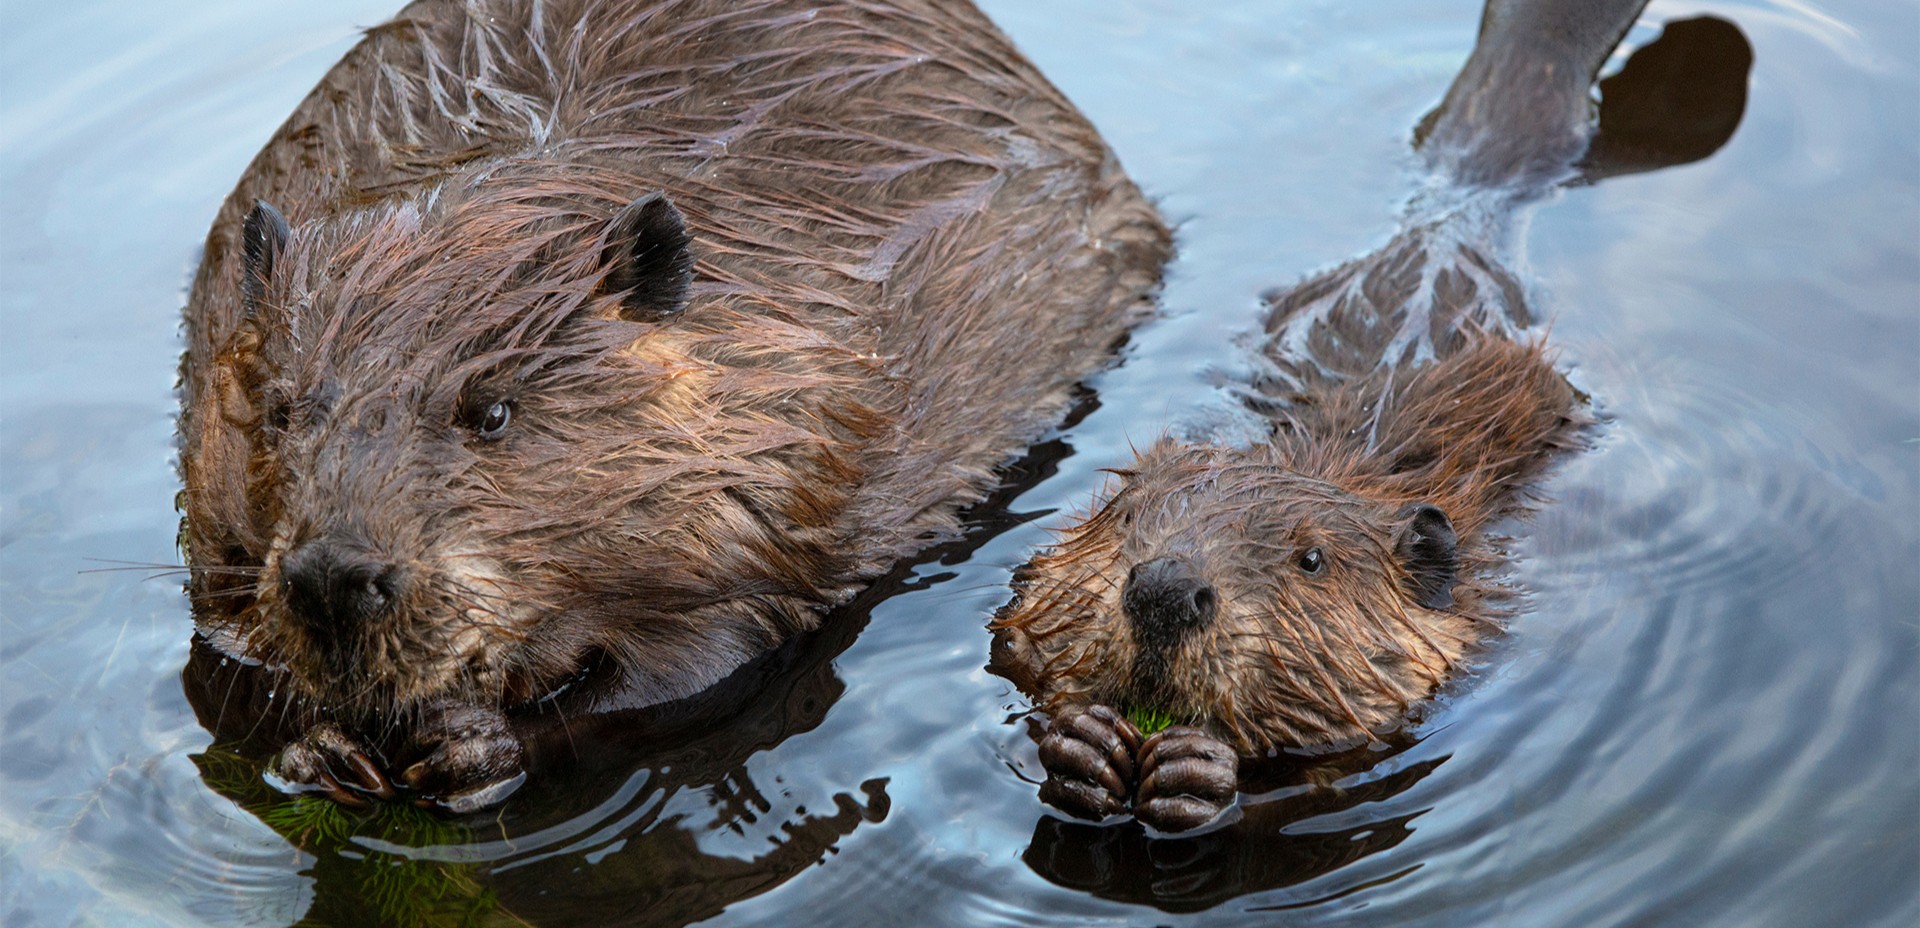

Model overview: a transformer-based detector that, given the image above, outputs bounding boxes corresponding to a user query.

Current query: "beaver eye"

[1297,547,1325,576]
[476,400,513,440]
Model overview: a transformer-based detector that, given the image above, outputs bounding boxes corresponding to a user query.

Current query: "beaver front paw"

[1036,705,1143,820]
[271,722,398,807]
[1132,726,1238,833]
[397,701,526,814]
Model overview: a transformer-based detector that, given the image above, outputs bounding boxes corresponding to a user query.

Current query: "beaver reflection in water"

[990,0,1751,832]
[177,0,1168,812]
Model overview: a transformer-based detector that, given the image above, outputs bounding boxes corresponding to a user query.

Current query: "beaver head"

[991,439,1486,755]
[187,172,870,720]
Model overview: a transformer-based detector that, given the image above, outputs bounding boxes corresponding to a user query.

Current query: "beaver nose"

[281,539,404,631]
[1123,556,1217,644]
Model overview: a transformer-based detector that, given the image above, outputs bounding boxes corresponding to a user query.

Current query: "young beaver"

[993,337,1586,829]
[991,0,1751,832]
[177,0,1167,811]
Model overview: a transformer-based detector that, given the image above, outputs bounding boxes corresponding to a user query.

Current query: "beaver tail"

[1415,0,1650,189]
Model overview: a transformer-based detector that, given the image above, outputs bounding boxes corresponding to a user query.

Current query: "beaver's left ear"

[1395,503,1458,610]
[602,192,693,321]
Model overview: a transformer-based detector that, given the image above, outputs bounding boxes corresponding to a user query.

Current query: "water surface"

[1,0,1915,925]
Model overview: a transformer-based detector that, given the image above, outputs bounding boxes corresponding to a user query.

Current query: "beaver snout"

[1122,557,1217,648]
[282,538,406,633]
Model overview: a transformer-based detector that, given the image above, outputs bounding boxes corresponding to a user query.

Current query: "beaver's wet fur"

[996,336,1585,746]
[178,0,1167,810]
[992,315,1590,828]
[988,0,1741,832]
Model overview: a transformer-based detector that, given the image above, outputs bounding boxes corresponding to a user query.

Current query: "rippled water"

[2,1,1914,925]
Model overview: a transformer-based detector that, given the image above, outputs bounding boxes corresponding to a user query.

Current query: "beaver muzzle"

[1122,556,1217,650]
[281,536,406,638]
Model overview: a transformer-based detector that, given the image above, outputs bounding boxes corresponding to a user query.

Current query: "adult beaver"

[990,0,1751,832]
[177,0,1167,811]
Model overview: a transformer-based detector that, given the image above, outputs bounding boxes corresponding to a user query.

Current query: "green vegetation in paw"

[1125,705,1183,736]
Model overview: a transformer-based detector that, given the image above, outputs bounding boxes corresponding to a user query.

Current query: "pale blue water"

[2,1,1914,925]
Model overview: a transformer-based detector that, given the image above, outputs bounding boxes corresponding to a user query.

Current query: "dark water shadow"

[1579,16,1754,183]
[1023,741,1442,913]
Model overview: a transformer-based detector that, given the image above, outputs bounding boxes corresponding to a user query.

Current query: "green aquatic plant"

[192,748,519,928]
[256,794,358,846]
[1125,705,1187,736]
[350,841,504,928]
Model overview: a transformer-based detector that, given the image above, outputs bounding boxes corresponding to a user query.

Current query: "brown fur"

[987,0,1647,760]
[992,332,1587,754]
[178,0,1168,727]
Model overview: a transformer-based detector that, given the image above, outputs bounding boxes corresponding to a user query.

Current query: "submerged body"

[991,0,1749,831]
[177,0,1168,810]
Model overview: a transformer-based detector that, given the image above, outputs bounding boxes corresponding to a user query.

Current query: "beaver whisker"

[1379,602,1451,671]
[449,614,531,642]
[80,559,265,577]
[444,596,520,624]
[1014,573,1100,629]
[437,587,519,615]
[434,577,521,610]
[186,586,270,603]
[1039,638,1096,681]
[1252,601,1377,732]
[1319,599,1432,689]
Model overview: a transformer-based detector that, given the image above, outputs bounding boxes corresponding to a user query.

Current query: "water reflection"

[1579,16,1753,183]
[185,589,883,927]
[1024,741,1440,912]
[185,549,887,927]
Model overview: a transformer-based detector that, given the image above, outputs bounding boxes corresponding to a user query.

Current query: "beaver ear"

[241,200,290,315]
[1394,503,1458,610]
[987,623,1045,697]
[603,192,694,321]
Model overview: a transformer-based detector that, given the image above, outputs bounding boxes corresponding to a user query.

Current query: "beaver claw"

[270,705,524,814]
[1036,705,1143,820]
[397,701,526,814]
[271,723,398,806]
[1133,725,1238,833]
[1035,709,1238,832]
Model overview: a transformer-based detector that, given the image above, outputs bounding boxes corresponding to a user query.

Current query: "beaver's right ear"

[603,192,694,321]
[1395,503,1458,610]
[241,200,290,315]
